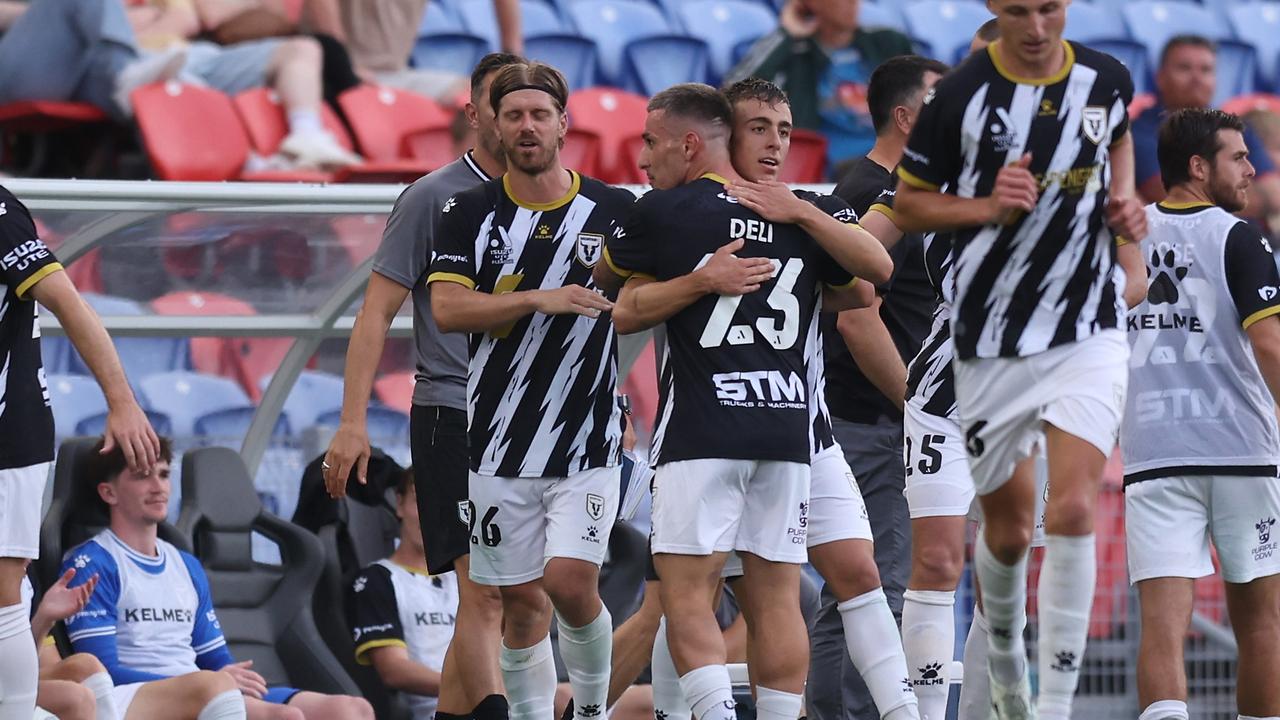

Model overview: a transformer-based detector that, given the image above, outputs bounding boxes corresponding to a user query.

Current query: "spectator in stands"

[0,0,360,170]
[726,0,912,174]
[62,436,375,720]
[306,0,522,102]
[1133,35,1280,230]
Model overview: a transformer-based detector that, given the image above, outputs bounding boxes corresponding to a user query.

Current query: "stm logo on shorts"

[585,493,605,521]
[1254,518,1277,563]
[457,500,473,527]
[712,370,806,409]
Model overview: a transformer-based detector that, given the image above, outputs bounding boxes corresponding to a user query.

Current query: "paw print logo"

[655,711,668,720]
[1052,651,1077,672]
[586,526,599,541]
[442,197,457,213]
[74,554,90,570]
[900,677,913,693]
[919,662,943,679]
[579,704,602,717]
[353,575,367,593]
[1147,248,1189,305]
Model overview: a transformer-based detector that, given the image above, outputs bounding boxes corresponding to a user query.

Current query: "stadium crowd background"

[0,0,1274,717]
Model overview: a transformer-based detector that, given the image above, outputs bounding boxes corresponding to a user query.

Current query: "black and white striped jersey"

[898,40,1134,360]
[905,231,959,418]
[427,171,633,478]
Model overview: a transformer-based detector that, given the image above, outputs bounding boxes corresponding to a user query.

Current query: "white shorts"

[1126,475,1280,584]
[467,466,620,586]
[954,329,1128,496]
[112,682,146,715]
[652,459,810,564]
[0,462,50,559]
[807,444,872,547]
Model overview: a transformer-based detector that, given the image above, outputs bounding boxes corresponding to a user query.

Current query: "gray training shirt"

[372,151,492,411]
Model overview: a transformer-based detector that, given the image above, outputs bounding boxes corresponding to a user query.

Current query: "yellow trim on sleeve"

[15,262,63,299]
[1243,304,1280,330]
[826,276,860,291]
[631,272,657,282]
[867,203,897,224]
[503,171,581,211]
[426,272,477,290]
[354,638,408,666]
[896,167,939,192]
[603,246,635,279]
[987,40,1075,86]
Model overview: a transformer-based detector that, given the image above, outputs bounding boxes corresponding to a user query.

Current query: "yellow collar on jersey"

[1157,200,1213,210]
[504,170,581,212]
[987,39,1075,86]
[702,172,729,184]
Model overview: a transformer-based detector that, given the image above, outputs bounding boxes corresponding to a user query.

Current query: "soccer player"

[0,182,158,719]
[1123,108,1280,720]
[347,469,458,719]
[595,82,890,720]
[892,2,1149,718]
[62,437,373,720]
[427,61,634,720]
[321,51,522,720]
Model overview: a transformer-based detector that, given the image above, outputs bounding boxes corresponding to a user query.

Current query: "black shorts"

[410,404,471,575]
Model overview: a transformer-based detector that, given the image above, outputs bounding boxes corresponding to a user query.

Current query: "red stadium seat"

[619,133,649,185]
[373,372,415,415]
[1129,92,1157,121]
[401,126,462,173]
[779,129,827,184]
[132,82,329,183]
[0,100,108,132]
[1221,93,1280,117]
[566,88,649,184]
[562,128,602,178]
[338,85,449,167]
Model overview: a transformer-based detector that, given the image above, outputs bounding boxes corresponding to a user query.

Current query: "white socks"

[902,589,956,720]
[973,533,1029,687]
[500,635,558,720]
[197,688,247,720]
[1138,700,1189,720]
[286,109,325,137]
[652,617,691,720]
[1036,534,1096,720]
[84,671,121,720]
[0,602,37,720]
[755,687,803,720]
[957,607,991,720]
[837,588,919,719]
[679,664,736,720]
[557,608,613,719]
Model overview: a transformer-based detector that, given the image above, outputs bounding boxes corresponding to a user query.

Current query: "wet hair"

[867,55,950,135]
[1159,34,1216,69]
[1157,107,1245,190]
[722,77,789,109]
[488,61,569,115]
[647,83,732,130]
[470,52,525,97]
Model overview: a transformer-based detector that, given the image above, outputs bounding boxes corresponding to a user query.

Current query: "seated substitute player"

[891,1,1149,718]
[61,437,373,720]
[1123,108,1280,720]
[594,82,891,720]
[0,183,159,718]
[348,468,458,719]
[427,61,636,720]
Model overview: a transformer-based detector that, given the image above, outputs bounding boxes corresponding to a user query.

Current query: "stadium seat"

[75,410,174,439]
[0,100,108,133]
[525,34,600,90]
[1090,40,1152,95]
[1064,2,1124,44]
[1129,92,1158,121]
[418,1,466,34]
[131,82,330,183]
[457,0,564,48]
[623,35,712,96]
[857,2,906,32]
[41,335,73,376]
[260,370,345,431]
[69,293,189,380]
[1121,1,1232,71]
[1221,93,1280,117]
[566,88,650,184]
[1227,2,1280,91]
[175,447,361,696]
[138,371,251,437]
[36,437,192,594]
[676,0,777,83]
[563,127,603,178]
[1214,41,1259,107]
[902,1,993,64]
[410,32,492,76]
[316,407,410,449]
[337,85,451,172]
[47,374,107,439]
[567,0,674,87]
[373,372,416,415]
[779,129,828,184]
[193,407,291,445]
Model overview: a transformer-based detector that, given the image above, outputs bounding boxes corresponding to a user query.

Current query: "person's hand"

[694,239,776,295]
[988,153,1040,225]
[779,0,819,38]
[36,568,97,623]
[323,422,371,499]
[222,660,268,699]
[724,180,812,224]
[101,401,160,475]
[1107,195,1148,245]
[533,285,614,318]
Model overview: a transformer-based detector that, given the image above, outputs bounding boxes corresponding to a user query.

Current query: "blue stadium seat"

[859,2,906,32]
[1214,40,1259,107]
[623,35,712,96]
[47,374,107,439]
[676,0,777,82]
[139,371,250,437]
[193,406,291,445]
[75,410,174,438]
[655,0,773,25]
[316,408,410,465]
[418,1,466,35]
[903,1,993,64]
[1065,2,1125,44]
[567,0,673,87]
[1090,39,1152,95]
[410,32,491,76]
[259,370,344,432]
[1121,1,1231,70]
[71,293,188,381]
[40,335,73,375]
[457,0,563,49]
[1227,2,1280,91]
[526,34,599,89]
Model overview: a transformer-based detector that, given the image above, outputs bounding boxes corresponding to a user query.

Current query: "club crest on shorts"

[1081,106,1108,145]
[586,493,605,521]
[457,500,473,527]
[576,232,604,267]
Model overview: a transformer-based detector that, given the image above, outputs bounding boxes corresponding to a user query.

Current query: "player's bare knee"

[194,669,238,702]
[1043,495,1095,535]
[983,522,1032,561]
[58,652,106,682]
[458,576,504,622]
[276,36,322,67]
[499,584,552,637]
[911,540,965,588]
[51,683,96,720]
